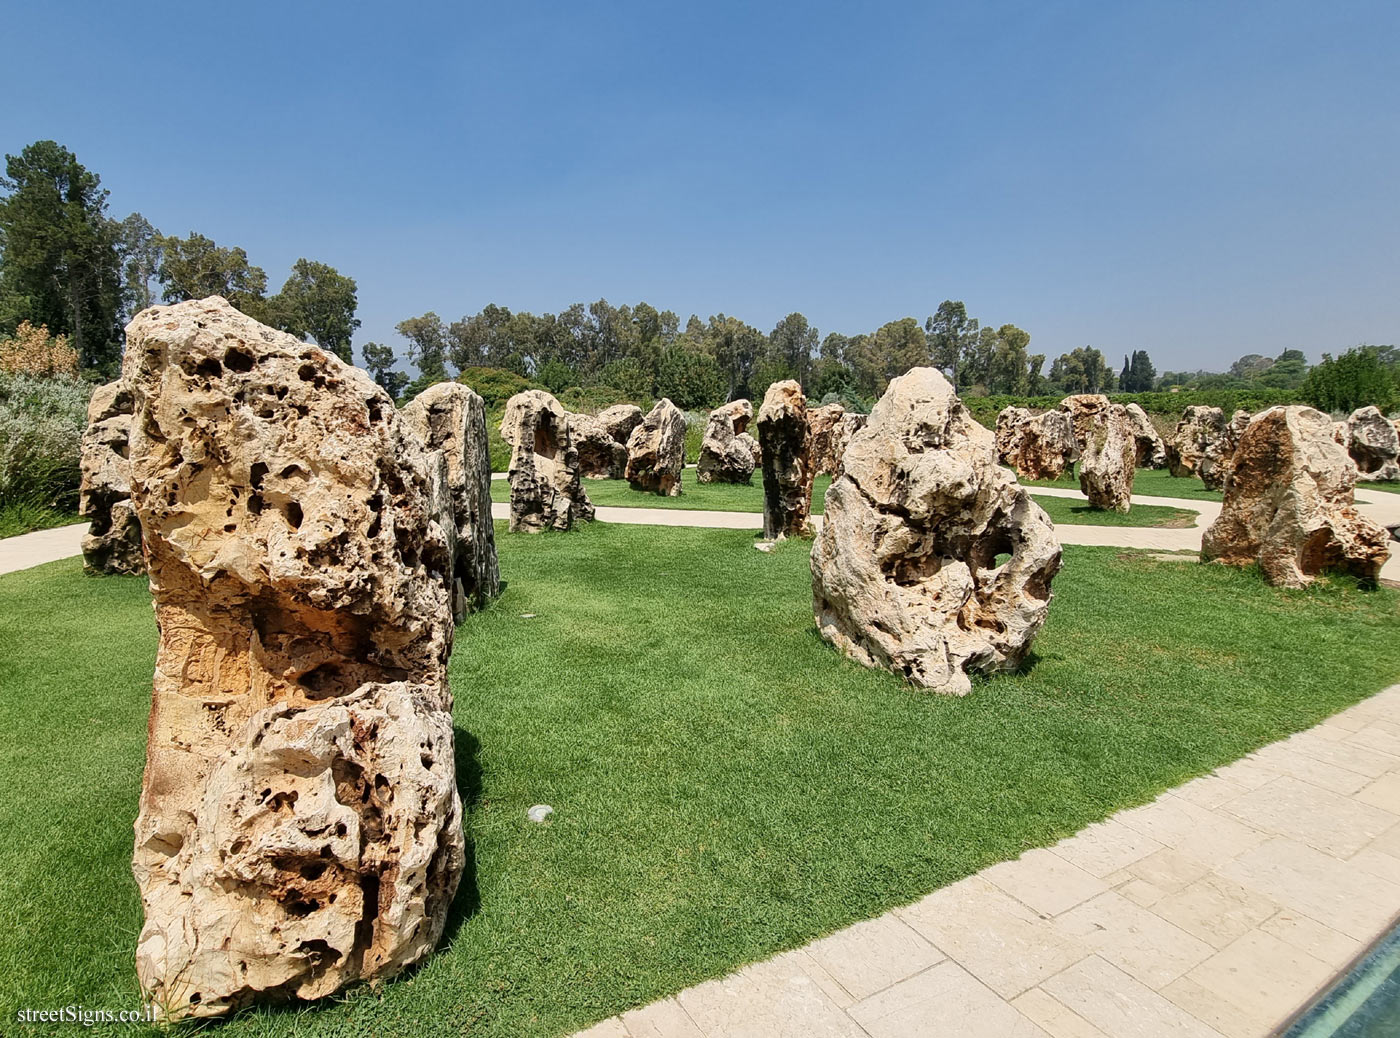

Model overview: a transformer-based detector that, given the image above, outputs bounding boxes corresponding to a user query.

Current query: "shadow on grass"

[443,728,484,943]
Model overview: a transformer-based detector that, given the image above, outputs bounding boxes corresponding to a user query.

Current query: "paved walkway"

[0,522,86,577]
[576,683,1400,1038]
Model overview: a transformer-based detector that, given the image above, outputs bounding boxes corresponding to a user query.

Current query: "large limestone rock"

[808,403,844,476]
[995,406,1035,463]
[1199,409,1251,491]
[625,398,687,496]
[1345,406,1400,482]
[757,380,815,539]
[123,298,464,1019]
[697,399,760,484]
[501,390,595,532]
[1123,403,1167,468]
[810,368,1061,695]
[1167,405,1227,479]
[401,382,500,619]
[79,379,145,575]
[1201,406,1390,588]
[570,403,643,479]
[1004,410,1078,481]
[1060,395,1135,512]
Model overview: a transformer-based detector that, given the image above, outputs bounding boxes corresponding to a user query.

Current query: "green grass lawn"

[3,526,1398,1036]
[491,473,1196,527]
[1359,481,1400,496]
[1015,466,1226,503]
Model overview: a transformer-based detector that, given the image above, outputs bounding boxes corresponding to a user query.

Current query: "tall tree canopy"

[0,140,123,369]
[156,231,268,318]
[270,259,360,362]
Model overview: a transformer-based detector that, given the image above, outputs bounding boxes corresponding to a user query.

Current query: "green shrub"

[961,388,1305,428]
[1301,347,1398,415]
[455,367,541,409]
[0,372,91,524]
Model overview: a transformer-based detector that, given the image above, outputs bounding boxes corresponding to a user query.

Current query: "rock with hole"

[758,381,815,539]
[79,378,145,574]
[123,297,464,1019]
[1060,394,1136,512]
[697,399,760,484]
[500,390,594,532]
[570,404,643,479]
[1167,405,1227,480]
[1344,405,1400,482]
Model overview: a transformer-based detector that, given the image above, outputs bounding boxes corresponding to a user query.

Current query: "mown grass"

[491,474,1196,527]
[2,526,1397,1036]
[1359,481,1400,496]
[1015,465,1226,503]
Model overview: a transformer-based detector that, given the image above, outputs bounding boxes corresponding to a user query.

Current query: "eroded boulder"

[757,380,814,539]
[124,297,464,1019]
[79,379,145,575]
[571,403,643,479]
[1201,406,1390,588]
[1123,403,1167,469]
[810,368,1061,695]
[401,382,500,619]
[1060,395,1135,511]
[807,403,845,476]
[501,390,595,532]
[1167,405,1227,479]
[697,399,760,484]
[1345,406,1400,482]
[625,398,687,496]
[1004,410,1078,481]
[1199,409,1251,491]
[995,406,1035,463]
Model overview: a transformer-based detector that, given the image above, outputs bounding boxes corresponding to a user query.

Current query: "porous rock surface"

[807,403,846,476]
[124,297,464,1019]
[401,381,500,618]
[625,398,687,496]
[1167,405,1227,479]
[1060,394,1135,512]
[79,379,145,574]
[1201,406,1390,588]
[757,380,815,539]
[1123,402,1167,468]
[1199,409,1251,491]
[697,399,760,484]
[501,390,595,531]
[1345,406,1400,482]
[1004,409,1078,481]
[995,406,1035,463]
[570,403,643,479]
[811,368,1061,695]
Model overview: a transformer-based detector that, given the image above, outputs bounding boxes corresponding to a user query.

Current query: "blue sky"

[3,1,1396,372]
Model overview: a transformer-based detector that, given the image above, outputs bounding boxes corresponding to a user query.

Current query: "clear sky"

[3,0,1396,372]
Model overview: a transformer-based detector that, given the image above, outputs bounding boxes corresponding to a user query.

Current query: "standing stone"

[1123,403,1168,468]
[624,398,687,496]
[570,403,643,479]
[995,406,1035,463]
[123,298,464,1020]
[1345,406,1400,482]
[500,390,594,532]
[79,379,145,575]
[757,380,814,539]
[1004,410,1078,481]
[1060,395,1135,512]
[401,382,500,619]
[697,399,760,484]
[808,403,847,476]
[1167,405,1227,479]
[1201,406,1390,588]
[1199,409,1251,491]
[811,368,1061,695]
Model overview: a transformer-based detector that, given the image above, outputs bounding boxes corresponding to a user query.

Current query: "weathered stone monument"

[570,403,643,479]
[1344,405,1400,482]
[811,368,1061,695]
[995,406,1035,463]
[1201,406,1390,588]
[697,399,760,484]
[401,381,500,619]
[757,380,815,539]
[1198,409,1251,491]
[79,379,145,575]
[807,403,848,476]
[1060,394,1135,512]
[1167,405,1227,479]
[124,298,464,1019]
[625,398,687,495]
[501,390,595,532]
[1003,409,1078,480]
[1123,402,1167,468]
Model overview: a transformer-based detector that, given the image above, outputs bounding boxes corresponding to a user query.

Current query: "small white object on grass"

[527,804,554,823]
[754,541,777,553]
[519,612,537,618]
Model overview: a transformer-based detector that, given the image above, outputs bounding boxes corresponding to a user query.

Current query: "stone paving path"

[0,521,86,577]
[576,683,1400,1038]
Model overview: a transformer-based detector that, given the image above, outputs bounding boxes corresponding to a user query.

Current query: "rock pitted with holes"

[697,399,760,484]
[625,397,688,496]
[501,390,595,531]
[79,378,145,574]
[758,381,815,539]
[123,297,464,1019]
[811,367,1061,694]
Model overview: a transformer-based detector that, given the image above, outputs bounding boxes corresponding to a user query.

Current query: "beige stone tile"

[1283,731,1400,779]
[1310,720,1360,742]
[1371,819,1400,858]
[1350,719,1400,758]
[1178,930,1334,1036]
[985,848,1109,916]
[1217,836,1400,941]
[1356,773,1400,813]
[1170,773,1254,810]
[621,999,702,1038]
[1349,847,1400,885]
[897,876,1089,999]
[1214,755,1284,793]
[1051,819,1163,877]
[1115,796,1268,869]
[674,957,864,1038]
[1161,975,1261,1038]
[1321,708,1377,733]
[1119,878,1168,907]
[1343,686,1400,721]
[1246,743,1372,795]
[575,1017,632,1038]
[1125,847,1212,894]
[1055,891,1215,989]
[1220,776,1398,857]
[802,914,942,1002]
[1258,910,1364,969]
[1151,872,1277,949]
[787,950,858,1010]
[1010,988,1110,1038]
[1040,956,1225,1038]
[848,960,1049,1038]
